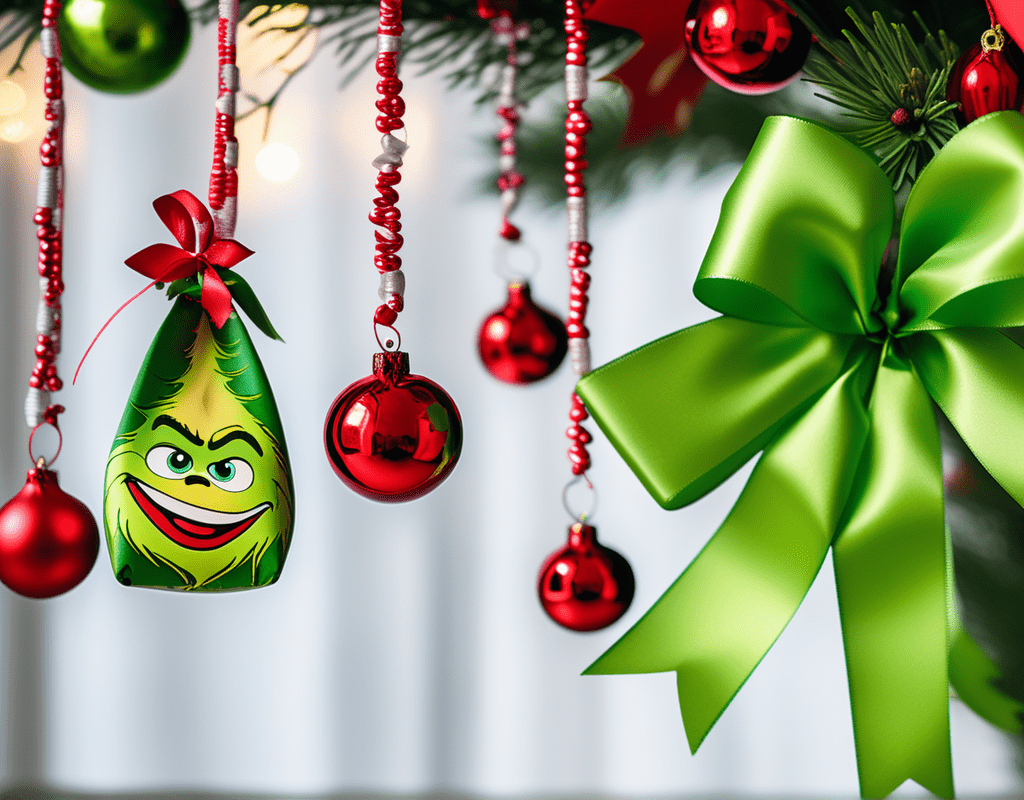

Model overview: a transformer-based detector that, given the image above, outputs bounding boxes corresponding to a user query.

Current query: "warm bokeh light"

[0,119,31,143]
[255,141,299,182]
[0,79,26,116]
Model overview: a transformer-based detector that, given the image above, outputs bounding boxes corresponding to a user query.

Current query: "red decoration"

[587,0,710,144]
[0,468,99,598]
[991,0,1024,58]
[684,0,811,95]
[125,190,253,328]
[324,351,463,502]
[538,522,634,632]
[947,27,1023,125]
[478,282,567,384]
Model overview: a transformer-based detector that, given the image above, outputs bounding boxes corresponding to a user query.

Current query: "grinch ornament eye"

[207,458,254,492]
[146,446,194,479]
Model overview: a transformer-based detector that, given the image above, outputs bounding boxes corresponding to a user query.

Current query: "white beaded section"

[224,140,239,169]
[215,196,237,241]
[24,388,49,429]
[40,27,59,59]
[567,196,587,243]
[378,268,406,302]
[221,64,240,91]
[498,63,516,106]
[36,166,57,209]
[216,93,235,117]
[499,153,516,172]
[51,204,63,233]
[500,188,518,218]
[35,292,55,335]
[371,132,408,170]
[566,65,588,102]
[378,34,401,53]
[219,0,238,44]
[569,338,591,376]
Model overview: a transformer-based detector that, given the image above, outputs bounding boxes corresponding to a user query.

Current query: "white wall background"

[0,22,1018,798]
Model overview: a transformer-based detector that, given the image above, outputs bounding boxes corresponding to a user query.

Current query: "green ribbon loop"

[576,112,1024,798]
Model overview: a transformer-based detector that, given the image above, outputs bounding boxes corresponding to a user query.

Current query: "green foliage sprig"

[803,9,960,190]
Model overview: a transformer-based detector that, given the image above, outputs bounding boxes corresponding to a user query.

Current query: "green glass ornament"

[58,0,190,93]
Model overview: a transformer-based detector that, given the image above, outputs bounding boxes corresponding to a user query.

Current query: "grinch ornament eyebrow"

[208,428,263,457]
[152,415,204,447]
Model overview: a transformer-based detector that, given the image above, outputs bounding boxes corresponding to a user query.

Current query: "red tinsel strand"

[986,0,999,28]
[370,0,408,329]
[208,2,239,238]
[28,0,65,406]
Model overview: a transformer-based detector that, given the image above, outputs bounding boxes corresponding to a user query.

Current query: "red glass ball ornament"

[947,31,1024,125]
[538,522,635,632]
[478,282,568,385]
[0,468,99,598]
[684,0,811,95]
[324,351,463,502]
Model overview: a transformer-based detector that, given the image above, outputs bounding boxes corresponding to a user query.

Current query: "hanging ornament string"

[488,7,529,242]
[209,0,240,240]
[564,0,594,488]
[370,0,408,345]
[24,0,67,456]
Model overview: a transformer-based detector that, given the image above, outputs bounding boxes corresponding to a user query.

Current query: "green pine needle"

[803,8,960,191]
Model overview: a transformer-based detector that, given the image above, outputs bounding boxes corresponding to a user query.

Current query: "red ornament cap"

[324,352,463,502]
[538,522,635,632]
[0,468,99,598]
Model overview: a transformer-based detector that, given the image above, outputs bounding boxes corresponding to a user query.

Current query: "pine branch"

[803,8,960,190]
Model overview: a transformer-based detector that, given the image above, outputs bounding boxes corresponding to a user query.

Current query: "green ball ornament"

[58,0,190,93]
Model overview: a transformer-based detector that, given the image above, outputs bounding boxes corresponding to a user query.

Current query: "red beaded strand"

[209,0,240,239]
[370,0,407,331]
[564,0,593,477]
[25,0,67,438]
[488,7,527,242]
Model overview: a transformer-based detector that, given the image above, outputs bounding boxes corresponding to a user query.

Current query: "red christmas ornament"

[324,351,463,502]
[587,0,710,144]
[0,467,99,598]
[539,522,634,632]
[478,282,568,384]
[684,0,811,95]
[947,26,1023,125]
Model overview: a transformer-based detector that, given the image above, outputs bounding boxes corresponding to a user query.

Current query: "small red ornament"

[684,0,811,95]
[538,522,634,632]
[478,282,568,384]
[0,467,99,598]
[947,26,1023,125]
[324,351,463,502]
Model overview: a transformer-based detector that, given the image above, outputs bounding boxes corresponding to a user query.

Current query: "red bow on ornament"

[73,191,255,385]
[126,190,253,328]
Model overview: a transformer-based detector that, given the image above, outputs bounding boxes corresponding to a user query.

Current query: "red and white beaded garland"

[25,0,67,433]
[536,0,634,632]
[209,0,240,238]
[322,0,463,502]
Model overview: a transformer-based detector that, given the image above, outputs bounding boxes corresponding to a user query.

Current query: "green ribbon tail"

[949,629,1024,735]
[904,328,1024,509]
[832,348,952,799]
[586,353,873,753]
[575,317,853,509]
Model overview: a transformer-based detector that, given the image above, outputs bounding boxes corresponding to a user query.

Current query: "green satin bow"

[576,112,1024,799]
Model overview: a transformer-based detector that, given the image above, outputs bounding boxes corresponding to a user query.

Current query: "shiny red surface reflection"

[478,282,568,384]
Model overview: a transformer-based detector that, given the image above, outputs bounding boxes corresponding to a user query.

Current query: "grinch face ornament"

[105,298,293,590]
[103,191,292,591]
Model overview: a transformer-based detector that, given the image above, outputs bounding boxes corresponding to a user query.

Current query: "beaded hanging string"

[564,0,594,492]
[483,3,529,243]
[24,0,67,464]
[209,0,240,239]
[369,0,408,347]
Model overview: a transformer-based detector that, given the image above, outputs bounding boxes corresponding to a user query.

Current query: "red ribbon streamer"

[73,190,253,385]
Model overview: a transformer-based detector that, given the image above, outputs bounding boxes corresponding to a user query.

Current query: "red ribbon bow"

[125,190,253,328]
[73,191,254,386]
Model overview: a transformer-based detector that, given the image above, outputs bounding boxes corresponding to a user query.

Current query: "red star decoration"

[586,0,709,145]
